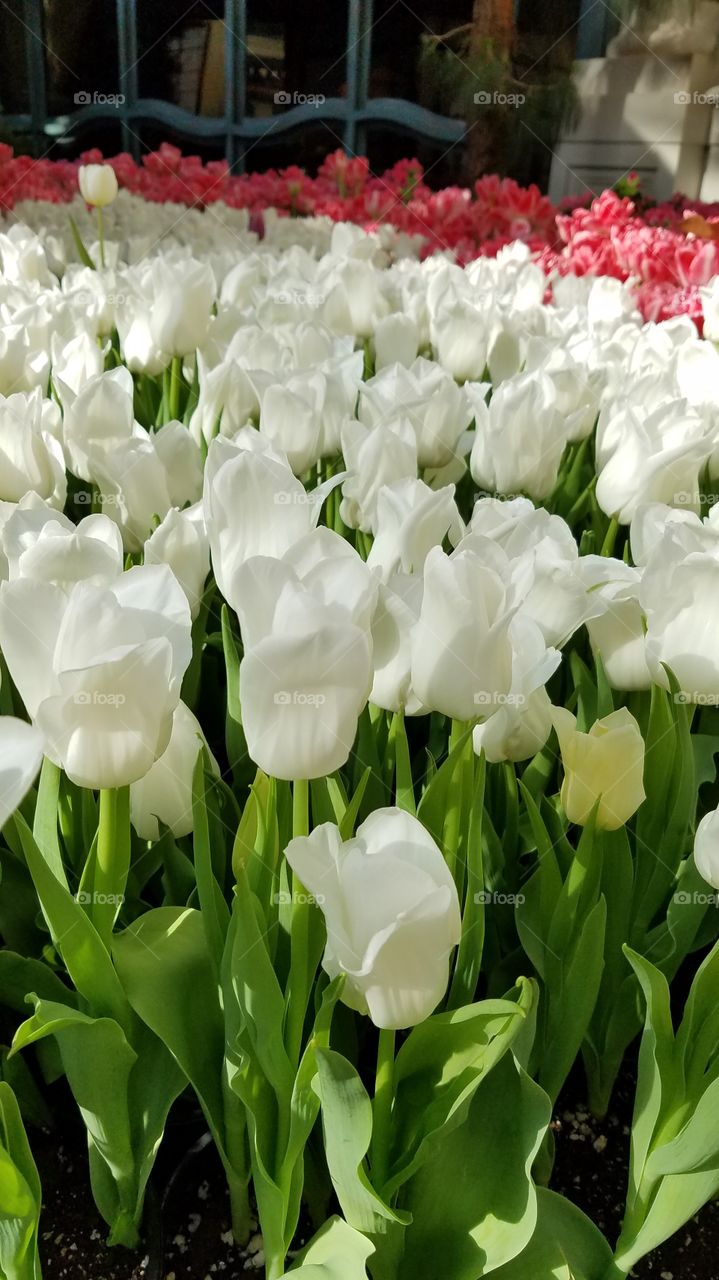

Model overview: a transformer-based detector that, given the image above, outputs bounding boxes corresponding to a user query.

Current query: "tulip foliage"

[1,165,719,1280]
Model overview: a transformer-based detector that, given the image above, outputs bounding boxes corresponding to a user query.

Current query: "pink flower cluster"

[547,189,719,331]
[4,143,719,329]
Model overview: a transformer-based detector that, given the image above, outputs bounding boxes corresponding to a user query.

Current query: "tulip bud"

[285,808,461,1029]
[553,707,646,831]
[694,807,719,889]
[130,701,217,841]
[78,163,119,208]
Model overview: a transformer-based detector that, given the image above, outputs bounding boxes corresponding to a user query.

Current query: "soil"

[551,1058,719,1279]
[34,1065,719,1280]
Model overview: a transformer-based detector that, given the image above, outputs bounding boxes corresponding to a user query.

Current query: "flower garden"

[0,145,719,1279]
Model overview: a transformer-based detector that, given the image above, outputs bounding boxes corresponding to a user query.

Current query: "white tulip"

[579,557,651,692]
[4,506,123,590]
[339,417,417,533]
[641,523,719,703]
[470,371,566,502]
[0,565,192,788]
[204,443,334,609]
[411,543,516,722]
[130,701,218,841]
[0,716,44,828]
[374,313,419,370]
[370,572,426,716]
[144,504,210,620]
[472,615,560,763]
[0,389,66,508]
[234,547,373,781]
[50,330,105,394]
[463,498,587,649]
[152,421,204,510]
[694,807,719,889]
[259,373,326,475]
[188,355,258,447]
[93,432,172,553]
[367,478,463,583]
[359,358,471,469]
[78,163,119,208]
[553,707,646,831]
[58,366,136,482]
[284,808,461,1028]
[595,400,713,524]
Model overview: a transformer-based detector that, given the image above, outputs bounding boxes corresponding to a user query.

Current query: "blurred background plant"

[418,0,580,185]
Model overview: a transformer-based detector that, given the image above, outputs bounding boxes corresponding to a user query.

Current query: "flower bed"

[0,158,718,1280]
[4,144,719,326]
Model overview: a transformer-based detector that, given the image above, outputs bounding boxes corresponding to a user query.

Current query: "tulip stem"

[444,719,471,884]
[169,354,183,421]
[600,516,619,557]
[370,1027,396,1191]
[285,778,311,1064]
[96,207,105,268]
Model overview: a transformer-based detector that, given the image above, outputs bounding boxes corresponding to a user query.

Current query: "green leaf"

[623,947,678,1197]
[286,1216,374,1278]
[489,1187,614,1280]
[192,755,231,975]
[68,215,96,269]
[398,1056,550,1279]
[539,896,607,1105]
[0,952,76,1014]
[0,1050,53,1132]
[11,813,130,1029]
[0,1081,43,1280]
[448,753,486,1008]
[313,1048,407,1237]
[32,757,66,888]
[112,906,228,1160]
[390,713,416,816]
[11,997,140,1245]
[78,787,131,947]
[387,982,533,1195]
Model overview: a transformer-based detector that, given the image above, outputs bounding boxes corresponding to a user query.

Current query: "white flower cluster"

[0,203,716,821]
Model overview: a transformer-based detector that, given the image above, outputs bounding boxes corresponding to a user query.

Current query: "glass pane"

[245,0,348,116]
[370,0,472,103]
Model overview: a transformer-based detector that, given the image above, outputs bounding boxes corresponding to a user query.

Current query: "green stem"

[600,516,619,558]
[444,719,471,883]
[285,778,311,1065]
[94,787,131,946]
[97,207,105,268]
[370,1028,396,1190]
[168,353,183,421]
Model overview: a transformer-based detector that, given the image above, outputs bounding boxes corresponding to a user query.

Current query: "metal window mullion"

[22,0,46,149]
[117,0,139,157]
[224,0,247,171]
